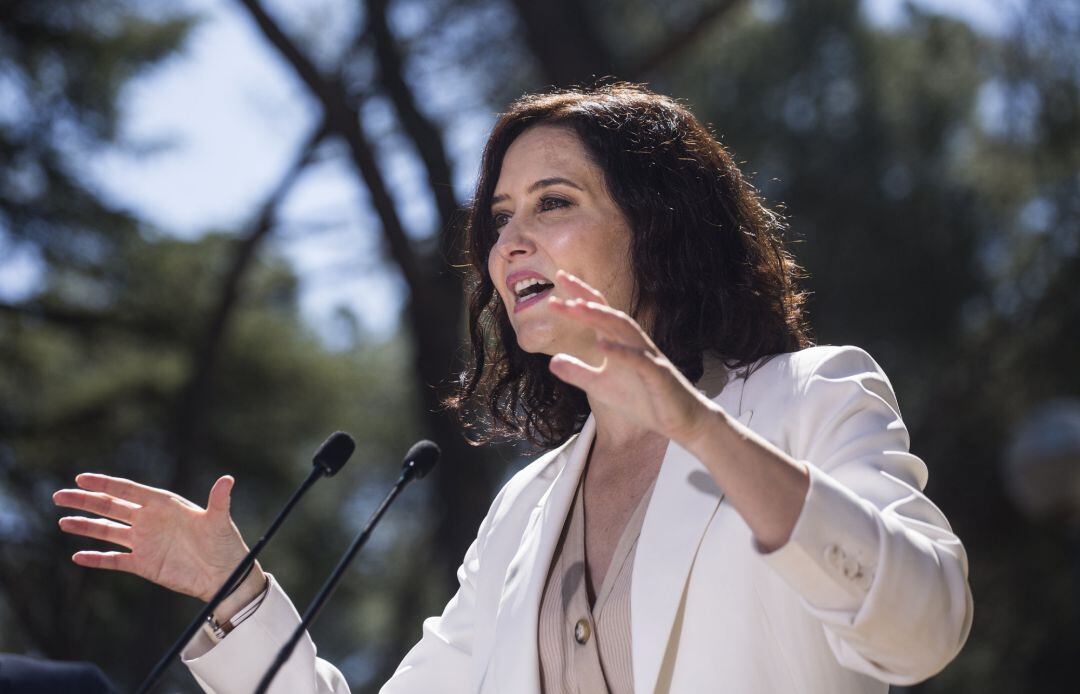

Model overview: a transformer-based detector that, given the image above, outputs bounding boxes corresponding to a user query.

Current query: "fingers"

[551,339,666,390]
[549,297,652,348]
[71,550,138,574]
[598,338,663,368]
[556,270,607,304]
[206,475,234,516]
[549,352,604,389]
[58,516,133,549]
[52,489,139,524]
[74,473,165,507]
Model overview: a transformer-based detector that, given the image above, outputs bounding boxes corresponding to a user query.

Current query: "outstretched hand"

[546,270,719,445]
[53,473,252,602]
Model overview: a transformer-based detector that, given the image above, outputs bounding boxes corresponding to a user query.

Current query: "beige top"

[537,469,657,694]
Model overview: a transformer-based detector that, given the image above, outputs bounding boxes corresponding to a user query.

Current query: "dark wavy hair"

[444,83,812,449]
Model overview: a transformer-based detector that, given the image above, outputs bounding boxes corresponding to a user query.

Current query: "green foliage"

[0,2,196,267]
[0,2,434,690]
[0,229,425,690]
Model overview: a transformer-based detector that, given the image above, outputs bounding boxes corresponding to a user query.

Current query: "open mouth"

[513,277,555,312]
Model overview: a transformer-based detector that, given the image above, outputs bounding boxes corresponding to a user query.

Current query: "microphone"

[135,431,356,694]
[254,440,441,694]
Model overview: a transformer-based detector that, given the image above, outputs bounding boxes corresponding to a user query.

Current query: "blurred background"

[0,0,1077,691]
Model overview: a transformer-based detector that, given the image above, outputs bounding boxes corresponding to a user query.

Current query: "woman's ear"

[631,292,657,337]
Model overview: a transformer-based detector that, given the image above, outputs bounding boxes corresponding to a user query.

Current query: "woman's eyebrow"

[491,177,584,205]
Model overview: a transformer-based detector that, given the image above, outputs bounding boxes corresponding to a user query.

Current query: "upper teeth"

[514,277,550,300]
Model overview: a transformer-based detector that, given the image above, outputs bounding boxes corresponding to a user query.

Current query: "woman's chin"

[515,333,555,356]
[512,322,563,356]
[511,311,589,357]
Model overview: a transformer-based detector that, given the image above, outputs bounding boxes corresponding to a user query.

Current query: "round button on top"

[824,543,846,568]
[842,556,862,580]
[574,618,591,644]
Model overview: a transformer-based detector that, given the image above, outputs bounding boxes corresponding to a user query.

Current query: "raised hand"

[53,473,254,603]
[546,269,720,445]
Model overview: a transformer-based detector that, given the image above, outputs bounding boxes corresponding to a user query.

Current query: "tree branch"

[237,0,502,626]
[367,0,459,238]
[234,0,423,293]
[627,0,745,78]
[508,0,619,86]
[169,122,328,487]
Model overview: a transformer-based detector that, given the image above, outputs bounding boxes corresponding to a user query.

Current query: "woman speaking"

[53,84,973,693]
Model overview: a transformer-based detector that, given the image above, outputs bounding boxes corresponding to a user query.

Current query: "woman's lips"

[513,285,554,313]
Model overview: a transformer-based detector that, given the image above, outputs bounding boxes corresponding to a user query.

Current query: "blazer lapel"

[631,402,753,694]
[484,357,754,694]
[487,414,596,694]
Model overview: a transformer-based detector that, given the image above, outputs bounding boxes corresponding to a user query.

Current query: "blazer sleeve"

[756,345,973,685]
[180,573,350,693]
[180,479,510,694]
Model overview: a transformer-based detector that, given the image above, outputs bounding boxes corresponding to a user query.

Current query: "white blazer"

[182,344,973,694]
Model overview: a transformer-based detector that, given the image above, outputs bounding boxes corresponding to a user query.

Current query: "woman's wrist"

[212,562,268,623]
[673,398,727,455]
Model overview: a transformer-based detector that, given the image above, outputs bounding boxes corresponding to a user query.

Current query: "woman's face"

[487,125,636,359]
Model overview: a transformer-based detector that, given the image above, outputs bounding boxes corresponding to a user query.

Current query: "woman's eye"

[491,197,569,230]
[539,196,570,212]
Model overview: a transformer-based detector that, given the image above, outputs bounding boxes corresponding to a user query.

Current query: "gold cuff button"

[574,618,591,644]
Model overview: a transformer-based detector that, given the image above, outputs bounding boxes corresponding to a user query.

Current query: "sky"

[0,0,1013,348]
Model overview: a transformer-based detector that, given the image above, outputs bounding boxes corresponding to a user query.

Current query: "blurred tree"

[233,0,502,596]
[0,2,422,691]
[0,0,198,680]
[0,229,430,688]
[0,1,191,290]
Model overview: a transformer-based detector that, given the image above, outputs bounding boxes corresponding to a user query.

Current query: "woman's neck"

[587,397,665,452]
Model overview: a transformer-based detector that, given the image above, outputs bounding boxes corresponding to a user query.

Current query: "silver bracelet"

[203,577,271,642]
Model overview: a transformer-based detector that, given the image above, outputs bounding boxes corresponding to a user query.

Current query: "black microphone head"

[402,440,440,480]
[313,431,355,476]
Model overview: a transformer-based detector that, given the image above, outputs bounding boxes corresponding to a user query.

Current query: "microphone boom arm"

[254,442,440,694]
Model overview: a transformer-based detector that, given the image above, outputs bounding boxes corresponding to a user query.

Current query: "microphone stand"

[135,432,354,694]
[254,442,439,694]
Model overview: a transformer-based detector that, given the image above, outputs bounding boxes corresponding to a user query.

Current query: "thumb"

[207,475,234,516]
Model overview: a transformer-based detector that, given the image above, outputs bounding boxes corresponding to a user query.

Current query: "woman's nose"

[494,219,534,260]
